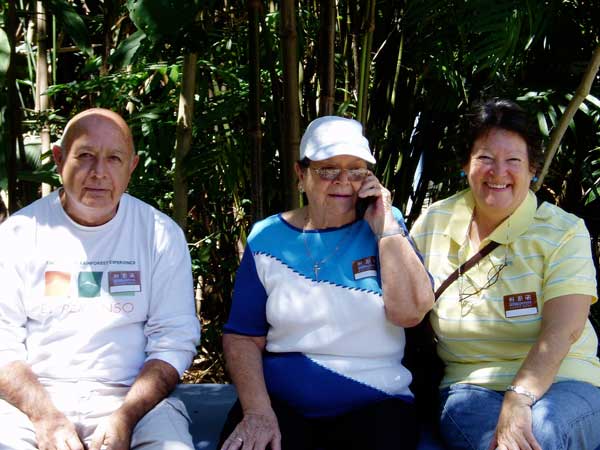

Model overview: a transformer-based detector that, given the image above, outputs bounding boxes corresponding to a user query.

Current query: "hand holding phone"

[355,195,377,219]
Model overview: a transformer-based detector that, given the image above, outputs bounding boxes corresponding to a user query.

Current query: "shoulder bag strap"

[434,241,501,300]
[432,195,542,301]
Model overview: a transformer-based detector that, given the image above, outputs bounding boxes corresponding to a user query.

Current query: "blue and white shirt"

[224,210,415,417]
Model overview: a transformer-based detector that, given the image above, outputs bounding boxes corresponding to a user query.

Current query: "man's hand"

[0,361,84,450]
[31,412,84,450]
[86,359,180,450]
[221,410,281,450]
[88,410,134,450]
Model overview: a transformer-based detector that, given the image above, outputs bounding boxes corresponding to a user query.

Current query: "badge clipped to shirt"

[352,256,377,280]
[503,292,539,318]
[108,271,141,294]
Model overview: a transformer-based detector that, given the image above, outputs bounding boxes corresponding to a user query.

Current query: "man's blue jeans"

[440,381,600,450]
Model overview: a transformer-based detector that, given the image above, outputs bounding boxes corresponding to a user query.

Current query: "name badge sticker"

[109,271,141,294]
[352,256,377,280]
[503,292,539,318]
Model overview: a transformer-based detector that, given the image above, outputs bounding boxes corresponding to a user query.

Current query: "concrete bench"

[172,384,237,450]
[173,383,445,450]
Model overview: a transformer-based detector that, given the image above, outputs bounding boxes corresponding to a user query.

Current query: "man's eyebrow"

[72,145,128,153]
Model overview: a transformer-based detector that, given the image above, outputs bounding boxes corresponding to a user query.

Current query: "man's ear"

[51,145,64,171]
[129,154,140,175]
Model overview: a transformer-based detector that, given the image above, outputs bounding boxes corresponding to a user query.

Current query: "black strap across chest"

[434,241,500,300]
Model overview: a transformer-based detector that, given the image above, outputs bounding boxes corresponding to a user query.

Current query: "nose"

[334,169,350,183]
[489,160,507,177]
[91,157,108,177]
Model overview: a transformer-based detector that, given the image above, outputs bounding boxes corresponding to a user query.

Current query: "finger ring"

[236,437,243,443]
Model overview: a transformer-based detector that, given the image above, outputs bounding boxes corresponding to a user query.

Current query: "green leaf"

[109,31,146,69]
[47,0,92,55]
[127,0,200,43]
[17,169,61,186]
[0,27,10,86]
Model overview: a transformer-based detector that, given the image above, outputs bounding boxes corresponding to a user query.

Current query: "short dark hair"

[297,157,311,170]
[460,99,544,172]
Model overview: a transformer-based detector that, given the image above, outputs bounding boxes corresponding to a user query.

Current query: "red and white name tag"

[352,256,377,280]
[503,292,539,318]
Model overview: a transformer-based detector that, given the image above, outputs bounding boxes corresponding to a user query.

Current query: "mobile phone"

[356,195,376,219]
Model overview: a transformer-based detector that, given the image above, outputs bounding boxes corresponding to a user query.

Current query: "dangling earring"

[532,176,539,183]
[298,183,305,193]
[460,170,466,178]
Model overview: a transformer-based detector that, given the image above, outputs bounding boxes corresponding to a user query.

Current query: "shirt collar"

[447,189,537,246]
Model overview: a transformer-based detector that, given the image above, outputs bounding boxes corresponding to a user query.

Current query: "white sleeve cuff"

[145,350,195,377]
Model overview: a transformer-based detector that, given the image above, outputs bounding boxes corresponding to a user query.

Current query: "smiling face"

[464,127,535,227]
[53,110,139,226]
[296,155,368,227]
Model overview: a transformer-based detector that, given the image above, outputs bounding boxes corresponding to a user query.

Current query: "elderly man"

[0,109,201,450]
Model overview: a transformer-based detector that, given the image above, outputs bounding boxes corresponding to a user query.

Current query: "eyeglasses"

[310,167,370,182]
[458,259,507,303]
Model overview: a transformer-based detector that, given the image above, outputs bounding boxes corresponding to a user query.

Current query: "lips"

[84,187,110,194]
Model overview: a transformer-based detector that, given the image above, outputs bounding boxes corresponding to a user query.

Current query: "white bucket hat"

[299,116,376,164]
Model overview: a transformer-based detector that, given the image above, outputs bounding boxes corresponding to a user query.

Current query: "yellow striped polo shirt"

[410,189,600,390]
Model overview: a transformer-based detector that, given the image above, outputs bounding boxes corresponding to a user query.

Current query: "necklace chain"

[302,216,354,280]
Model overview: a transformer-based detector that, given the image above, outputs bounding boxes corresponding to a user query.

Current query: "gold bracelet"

[506,385,537,405]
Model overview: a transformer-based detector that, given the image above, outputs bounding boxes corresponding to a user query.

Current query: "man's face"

[53,112,139,226]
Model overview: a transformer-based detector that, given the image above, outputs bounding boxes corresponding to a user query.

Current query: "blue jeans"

[440,381,600,450]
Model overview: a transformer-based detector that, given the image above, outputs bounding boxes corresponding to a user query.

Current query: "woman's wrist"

[376,225,407,241]
[505,385,537,406]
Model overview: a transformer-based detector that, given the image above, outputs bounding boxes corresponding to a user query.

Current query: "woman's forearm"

[379,231,435,327]
[505,294,591,403]
[223,333,273,414]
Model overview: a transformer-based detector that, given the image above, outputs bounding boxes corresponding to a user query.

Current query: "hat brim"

[304,143,376,164]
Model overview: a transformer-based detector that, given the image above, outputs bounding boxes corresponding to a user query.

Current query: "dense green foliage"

[1,0,599,380]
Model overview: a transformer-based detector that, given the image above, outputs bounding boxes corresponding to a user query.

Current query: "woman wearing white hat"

[219,116,434,450]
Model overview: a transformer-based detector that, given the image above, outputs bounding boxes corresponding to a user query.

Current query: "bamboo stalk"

[318,0,335,116]
[52,15,56,85]
[357,0,376,128]
[260,13,284,161]
[100,0,117,76]
[36,1,51,197]
[533,44,600,191]
[280,0,300,209]
[6,0,18,213]
[248,0,264,220]
[173,52,198,231]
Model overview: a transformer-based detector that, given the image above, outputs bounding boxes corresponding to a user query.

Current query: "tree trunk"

[173,52,198,231]
[36,0,52,196]
[318,0,336,116]
[533,44,600,191]
[6,0,18,213]
[248,0,264,221]
[280,0,300,209]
